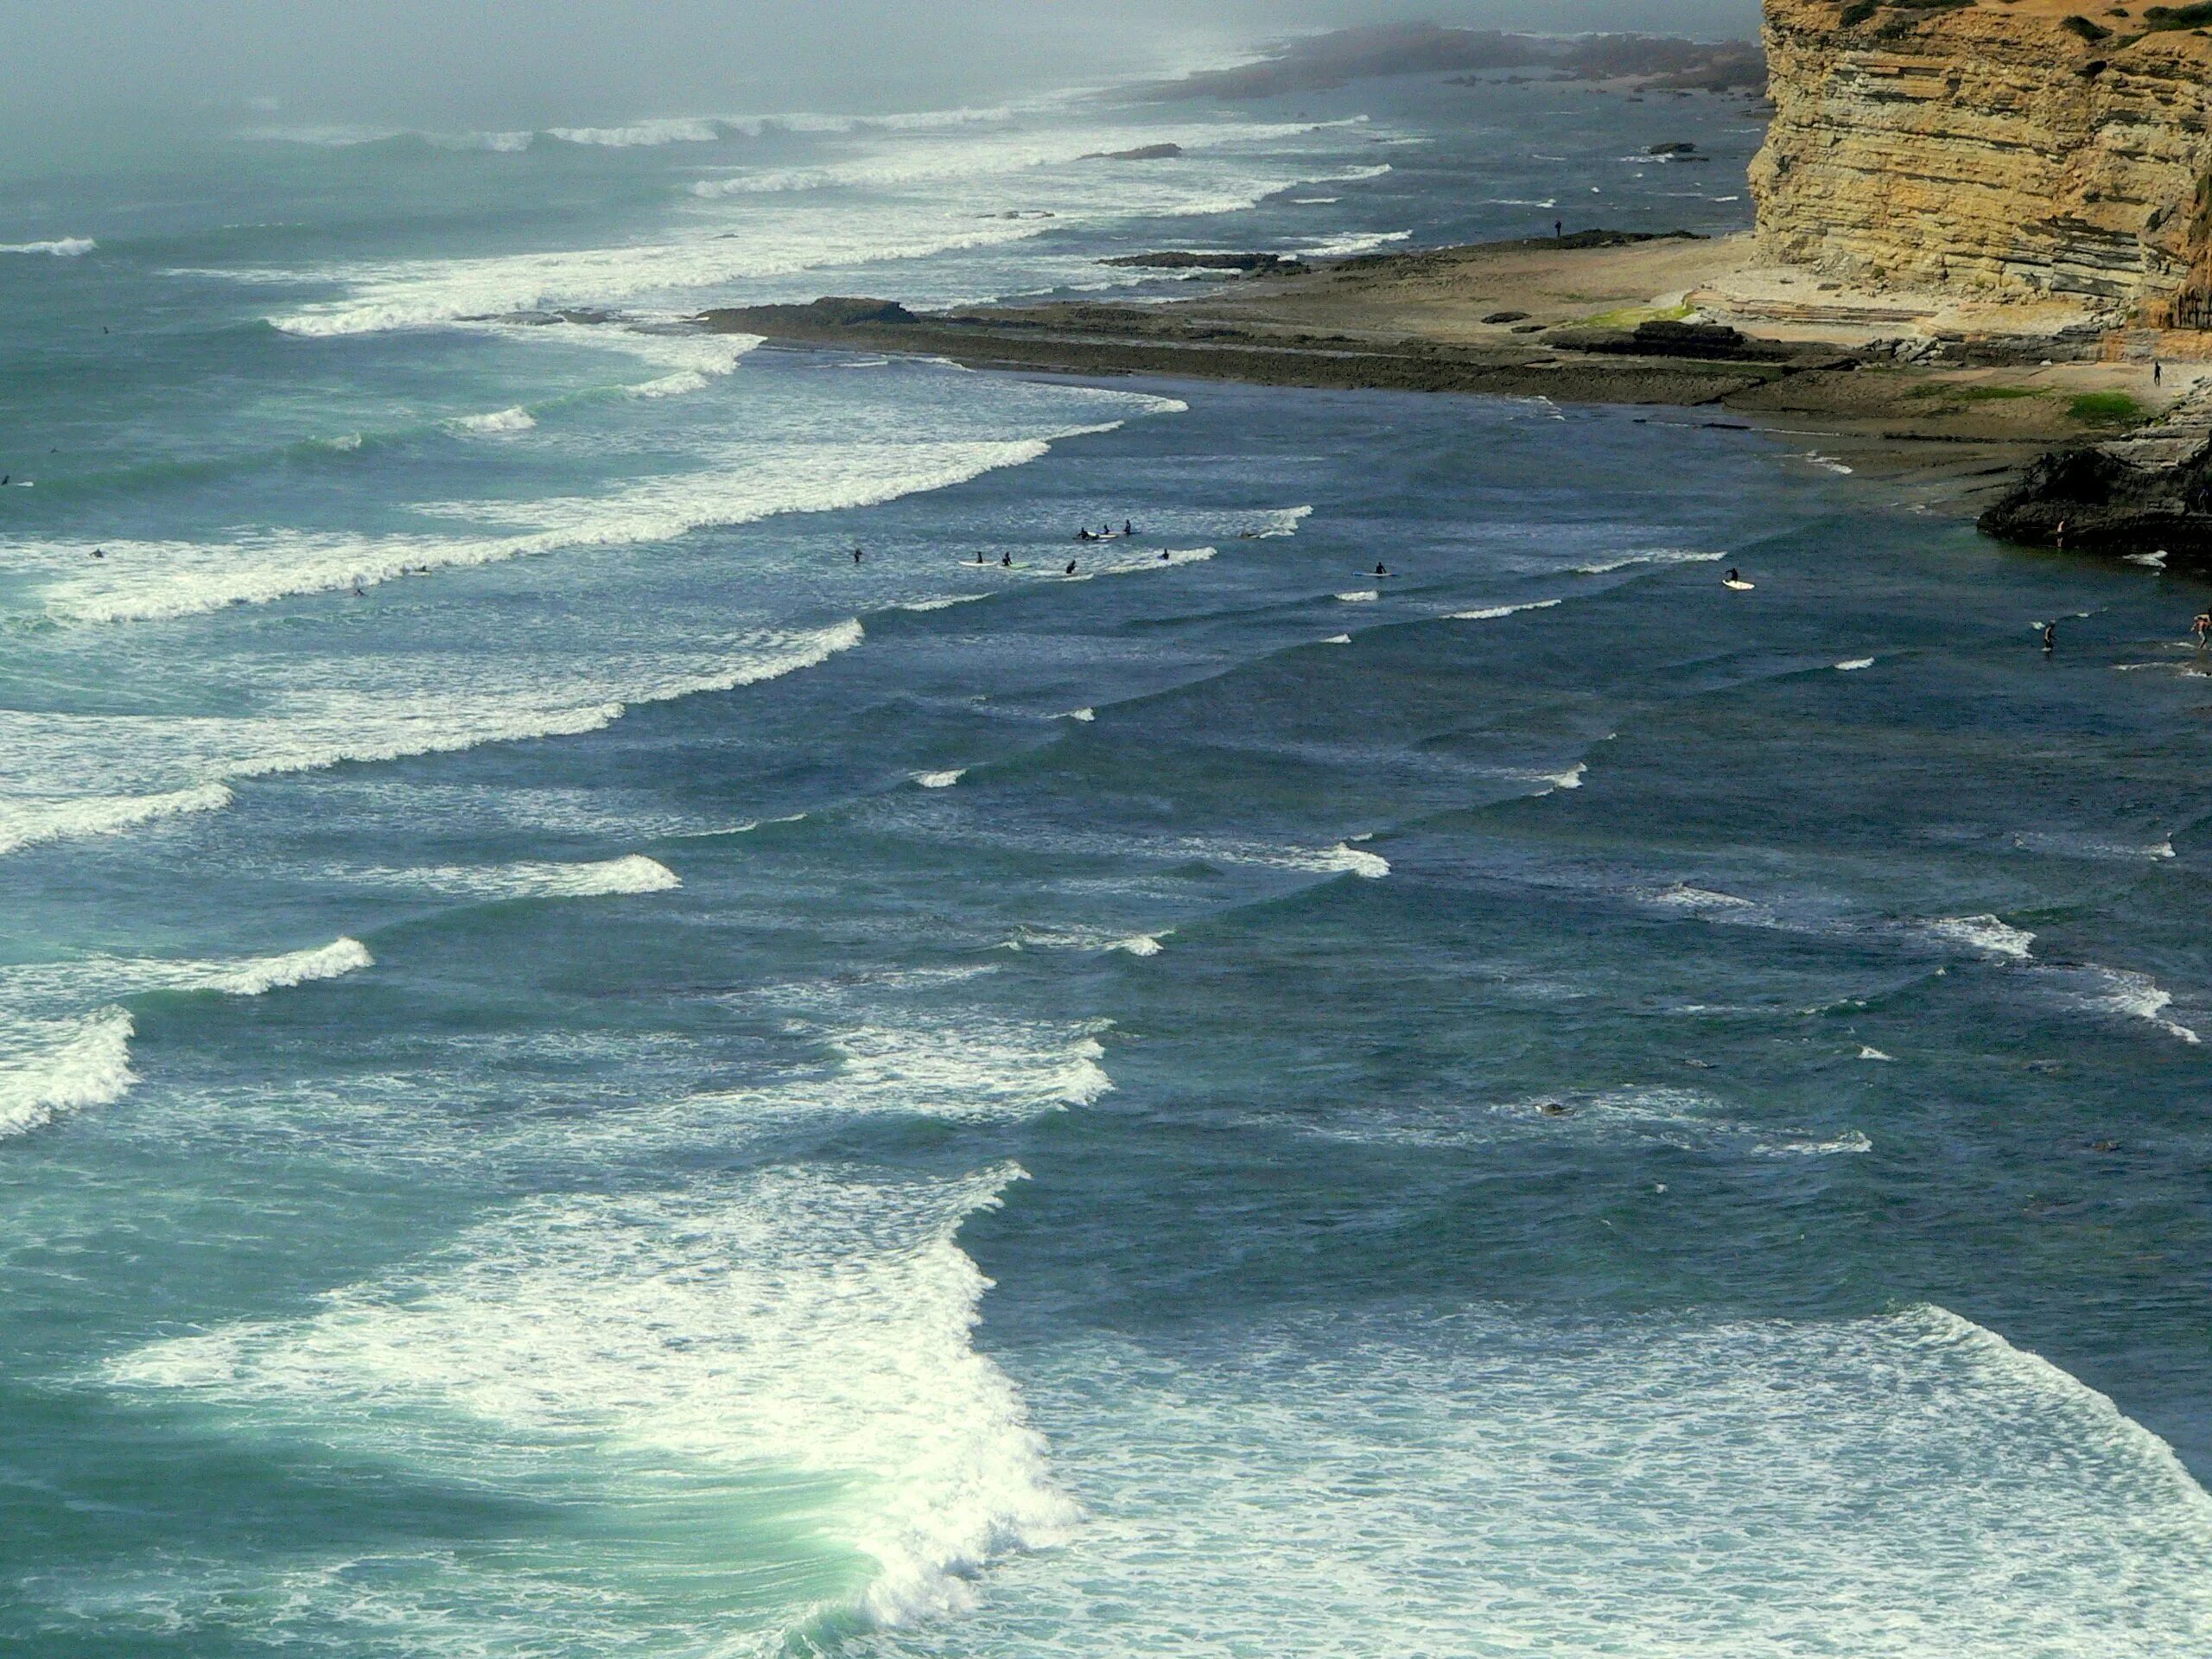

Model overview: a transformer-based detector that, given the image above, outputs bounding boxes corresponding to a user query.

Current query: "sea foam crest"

[371,856,679,901]
[1573,549,1728,575]
[107,1164,1082,1640]
[0,237,95,257]
[0,1010,137,1139]
[37,431,1073,623]
[0,938,373,1139]
[0,784,233,858]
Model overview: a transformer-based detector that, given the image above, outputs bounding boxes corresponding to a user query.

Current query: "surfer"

[975,550,988,564]
[1725,567,1740,584]
[1001,550,1013,568]
[1076,528,1094,543]
[1159,548,1170,561]
[91,548,102,559]
[1374,562,1389,578]
[853,546,863,563]
[2043,620,2057,652]
[1123,519,1134,536]
[2194,611,2210,650]
[1065,559,1077,575]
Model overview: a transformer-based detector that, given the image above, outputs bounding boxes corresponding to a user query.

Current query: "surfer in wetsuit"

[2044,620,2058,652]
[1065,559,1077,575]
[2195,611,2210,651]
[1374,562,1389,577]
[1124,519,1134,536]
[1725,568,1741,585]
[1159,548,1170,561]
[1077,528,1093,543]
[976,550,988,564]
[1001,550,1013,568]
[853,546,863,563]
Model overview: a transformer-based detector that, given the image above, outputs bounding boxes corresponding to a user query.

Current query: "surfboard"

[1723,579,1756,591]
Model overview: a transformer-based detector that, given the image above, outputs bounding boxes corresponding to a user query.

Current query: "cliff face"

[1753,1,2212,321]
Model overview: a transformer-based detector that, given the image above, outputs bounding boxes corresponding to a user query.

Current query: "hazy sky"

[0,2,1763,130]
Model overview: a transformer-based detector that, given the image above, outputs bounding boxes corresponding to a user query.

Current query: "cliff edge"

[1754,0,2212,323]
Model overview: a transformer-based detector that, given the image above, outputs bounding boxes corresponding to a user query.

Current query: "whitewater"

[2,53,2209,1659]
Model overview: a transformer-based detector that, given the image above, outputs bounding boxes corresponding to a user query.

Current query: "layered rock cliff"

[1753,0,2212,321]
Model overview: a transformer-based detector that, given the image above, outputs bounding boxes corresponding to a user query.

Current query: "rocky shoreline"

[694,232,2195,530]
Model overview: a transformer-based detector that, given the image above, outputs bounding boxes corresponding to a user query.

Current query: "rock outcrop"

[1753,0,2212,321]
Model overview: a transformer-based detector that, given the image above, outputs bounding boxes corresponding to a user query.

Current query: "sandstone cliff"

[1753,0,2212,322]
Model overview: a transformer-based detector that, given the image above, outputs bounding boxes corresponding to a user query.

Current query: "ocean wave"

[0,623,862,861]
[0,784,233,858]
[1305,229,1411,258]
[0,938,372,1139]
[0,1009,137,1140]
[107,1164,1081,1638]
[1336,589,1378,603]
[0,237,96,257]
[1572,549,1728,575]
[688,118,1333,198]
[1834,657,1875,671]
[1922,914,2035,962]
[1449,599,1562,621]
[33,435,1078,623]
[2050,964,2201,1044]
[914,769,966,789]
[545,118,726,147]
[365,855,679,901]
[445,405,537,435]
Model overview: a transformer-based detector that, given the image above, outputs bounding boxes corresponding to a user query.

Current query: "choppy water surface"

[3,68,2209,1659]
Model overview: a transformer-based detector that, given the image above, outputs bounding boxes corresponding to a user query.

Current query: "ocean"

[3,64,2210,1659]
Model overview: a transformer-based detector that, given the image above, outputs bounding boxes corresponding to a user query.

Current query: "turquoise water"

[3,72,2210,1658]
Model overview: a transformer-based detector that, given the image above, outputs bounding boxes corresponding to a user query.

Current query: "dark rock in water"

[1098,251,1298,272]
[698,296,917,330]
[1980,436,2212,556]
[1085,143,1185,161]
[1649,142,1698,155]
[1483,310,1531,324]
[1510,322,1547,334]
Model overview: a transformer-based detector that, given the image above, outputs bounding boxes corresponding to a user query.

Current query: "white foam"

[1112,934,1165,957]
[0,237,95,257]
[2064,965,2201,1044]
[897,594,993,613]
[915,769,966,789]
[1450,599,1562,621]
[0,783,232,857]
[0,1009,137,1139]
[1322,633,1351,645]
[0,938,372,1138]
[370,856,679,901]
[1573,549,1729,575]
[1859,1045,1895,1061]
[545,117,726,147]
[1336,589,1378,603]
[1065,708,1096,722]
[1307,229,1412,257]
[0,622,862,861]
[855,1303,2212,1659]
[109,1164,1081,1641]
[2126,550,2169,569]
[1319,843,1389,879]
[1923,914,2036,962]
[34,432,1077,622]
[446,405,537,435]
[1835,657,1876,671]
[1255,505,1313,538]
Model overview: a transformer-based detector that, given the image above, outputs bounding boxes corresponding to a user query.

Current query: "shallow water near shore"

[3,70,2211,1659]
